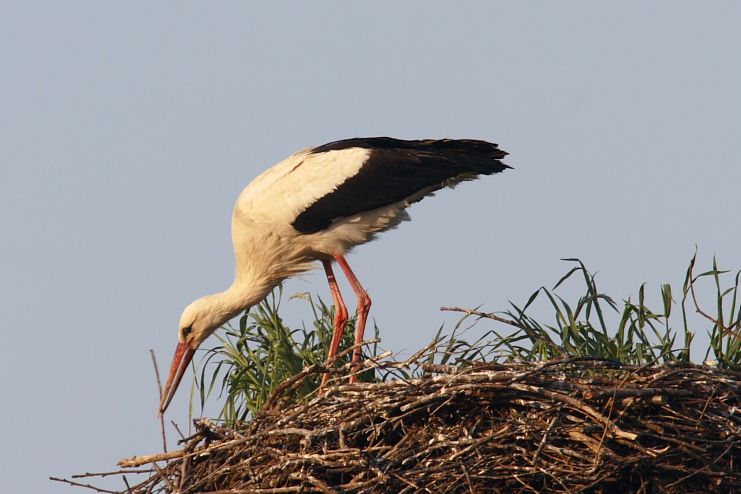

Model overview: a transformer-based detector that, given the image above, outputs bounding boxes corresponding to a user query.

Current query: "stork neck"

[221,275,277,316]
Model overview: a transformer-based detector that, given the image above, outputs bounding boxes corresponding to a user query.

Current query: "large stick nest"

[97,357,741,493]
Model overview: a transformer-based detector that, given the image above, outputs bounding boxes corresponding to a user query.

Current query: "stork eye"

[182,326,192,338]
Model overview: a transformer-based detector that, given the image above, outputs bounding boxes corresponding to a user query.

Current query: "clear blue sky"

[2,2,740,491]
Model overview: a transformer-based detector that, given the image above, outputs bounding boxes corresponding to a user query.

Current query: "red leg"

[334,254,371,383]
[321,259,348,387]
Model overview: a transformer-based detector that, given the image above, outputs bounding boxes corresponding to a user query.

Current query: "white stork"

[159,137,510,415]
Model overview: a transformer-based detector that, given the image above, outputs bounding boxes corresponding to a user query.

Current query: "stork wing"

[291,138,509,234]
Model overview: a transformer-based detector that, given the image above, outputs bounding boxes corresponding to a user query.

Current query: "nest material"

[103,358,741,493]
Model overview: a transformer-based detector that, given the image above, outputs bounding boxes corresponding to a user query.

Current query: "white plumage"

[159,137,510,415]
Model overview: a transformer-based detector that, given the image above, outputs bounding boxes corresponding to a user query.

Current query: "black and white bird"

[159,137,510,415]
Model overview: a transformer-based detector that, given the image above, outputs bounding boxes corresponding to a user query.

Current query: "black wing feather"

[292,138,510,234]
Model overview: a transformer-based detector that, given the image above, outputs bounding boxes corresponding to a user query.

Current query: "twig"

[440,306,566,355]
[171,420,186,441]
[151,460,178,493]
[118,449,193,468]
[508,383,638,441]
[50,477,119,493]
[70,470,153,478]
[121,475,131,494]
[531,415,559,465]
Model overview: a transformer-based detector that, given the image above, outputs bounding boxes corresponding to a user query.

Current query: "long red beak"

[158,341,197,416]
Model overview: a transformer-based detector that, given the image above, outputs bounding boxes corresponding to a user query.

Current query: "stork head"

[158,296,232,416]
